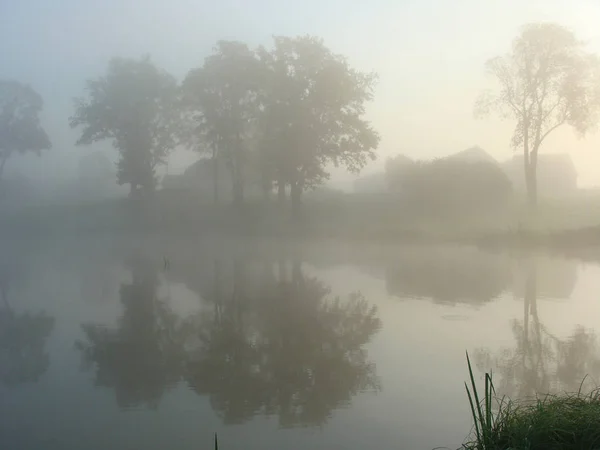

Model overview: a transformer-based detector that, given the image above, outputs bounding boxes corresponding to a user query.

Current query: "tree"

[181,41,262,207]
[257,36,380,215]
[384,154,414,191]
[0,80,51,181]
[476,23,600,209]
[70,56,178,198]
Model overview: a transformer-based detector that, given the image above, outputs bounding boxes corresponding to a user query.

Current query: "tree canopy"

[257,36,380,213]
[0,80,51,180]
[180,35,380,212]
[70,56,179,197]
[181,41,262,205]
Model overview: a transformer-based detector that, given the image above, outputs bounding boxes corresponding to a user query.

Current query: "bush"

[389,158,513,217]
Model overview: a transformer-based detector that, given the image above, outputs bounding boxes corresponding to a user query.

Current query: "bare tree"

[475,23,600,209]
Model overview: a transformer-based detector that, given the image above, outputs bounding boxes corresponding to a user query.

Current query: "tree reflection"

[182,259,382,427]
[475,258,600,399]
[77,254,381,424]
[76,254,184,409]
[0,274,55,386]
[182,260,264,423]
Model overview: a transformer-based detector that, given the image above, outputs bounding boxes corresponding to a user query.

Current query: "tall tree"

[181,41,262,207]
[0,81,51,181]
[257,36,380,215]
[476,23,600,209]
[70,56,178,198]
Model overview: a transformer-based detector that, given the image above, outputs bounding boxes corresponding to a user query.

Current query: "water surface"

[1,237,599,449]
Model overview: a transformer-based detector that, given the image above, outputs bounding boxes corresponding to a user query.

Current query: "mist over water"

[0,237,598,449]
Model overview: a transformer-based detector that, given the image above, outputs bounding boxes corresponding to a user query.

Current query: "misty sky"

[2,0,600,187]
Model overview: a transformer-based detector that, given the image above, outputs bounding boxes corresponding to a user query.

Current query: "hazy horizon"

[2,0,600,187]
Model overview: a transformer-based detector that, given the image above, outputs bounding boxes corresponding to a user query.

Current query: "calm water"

[1,236,600,450]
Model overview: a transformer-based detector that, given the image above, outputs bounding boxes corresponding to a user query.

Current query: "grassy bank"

[2,190,600,246]
[463,354,600,450]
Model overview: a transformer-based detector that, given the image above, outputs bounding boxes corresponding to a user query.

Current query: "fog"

[4,2,600,450]
[2,0,600,190]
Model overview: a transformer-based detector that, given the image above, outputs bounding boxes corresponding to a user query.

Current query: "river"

[1,236,599,449]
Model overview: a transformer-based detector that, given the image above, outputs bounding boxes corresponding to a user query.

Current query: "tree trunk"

[228,161,244,208]
[212,152,219,206]
[233,177,244,207]
[292,259,303,287]
[262,175,271,203]
[290,180,302,219]
[528,149,539,210]
[0,154,8,181]
[522,121,538,211]
[277,179,286,206]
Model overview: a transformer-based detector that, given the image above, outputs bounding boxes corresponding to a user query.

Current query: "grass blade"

[466,352,485,428]
[465,381,482,446]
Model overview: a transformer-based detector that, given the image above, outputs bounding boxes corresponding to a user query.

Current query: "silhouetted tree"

[475,23,600,209]
[181,41,262,207]
[70,57,178,198]
[76,255,184,409]
[257,36,380,215]
[0,80,51,181]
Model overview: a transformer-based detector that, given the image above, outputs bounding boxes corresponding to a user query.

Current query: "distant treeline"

[2,36,380,217]
[1,22,600,222]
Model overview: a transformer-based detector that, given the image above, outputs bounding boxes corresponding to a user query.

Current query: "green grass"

[463,352,600,450]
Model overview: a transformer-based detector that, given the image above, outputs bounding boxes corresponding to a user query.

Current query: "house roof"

[503,153,577,178]
[447,146,499,165]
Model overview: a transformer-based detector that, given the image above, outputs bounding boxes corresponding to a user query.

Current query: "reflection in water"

[385,248,511,305]
[76,254,382,426]
[183,260,382,427]
[76,254,184,409]
[0,274,55,386]
[476,258,600,399]
[385,247,578,307]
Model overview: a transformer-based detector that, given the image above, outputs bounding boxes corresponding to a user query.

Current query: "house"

[502,153,578,198]
[352,172,387,193]
[447,146,499,165]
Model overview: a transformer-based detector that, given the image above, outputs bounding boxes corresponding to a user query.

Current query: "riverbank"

[463,355,600,450]
[2,191,600,250]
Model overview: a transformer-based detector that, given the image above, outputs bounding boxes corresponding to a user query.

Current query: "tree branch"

[537,118,567,148]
